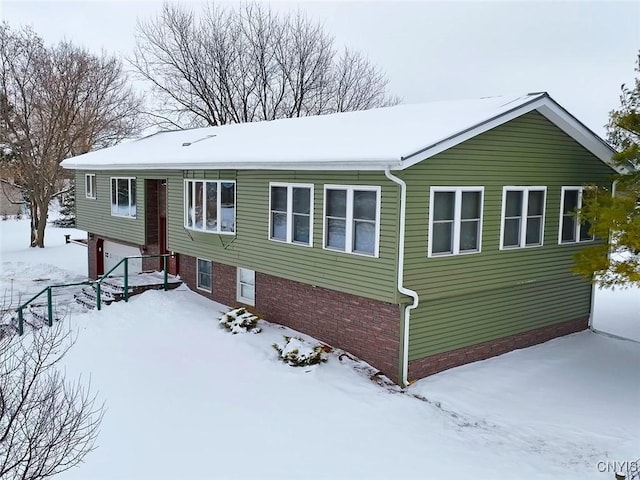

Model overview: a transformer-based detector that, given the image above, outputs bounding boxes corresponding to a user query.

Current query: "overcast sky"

[3,1,639,136]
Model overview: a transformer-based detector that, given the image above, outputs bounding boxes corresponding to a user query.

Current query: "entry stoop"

[75,271,182,310]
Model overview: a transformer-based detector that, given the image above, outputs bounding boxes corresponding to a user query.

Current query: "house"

[61,92,617,386]
[0,179,24,217]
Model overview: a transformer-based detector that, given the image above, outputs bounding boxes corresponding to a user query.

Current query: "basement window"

[429,187,484,256]
[85,174,96,199]
[500,187,546,249]
[110,177,136,218]
[197,258,212,292]
[237,268,255,306]
[269,183,313,246]
[184,180,235,234]
[559,186,593,244]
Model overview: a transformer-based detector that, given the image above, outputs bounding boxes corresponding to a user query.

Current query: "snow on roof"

[61,92,615,171]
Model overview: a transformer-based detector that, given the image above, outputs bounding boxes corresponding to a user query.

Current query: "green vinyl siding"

[400,111,615,361]
[75,170,146,244]
[168,170,399,302]
[76,168,400,302]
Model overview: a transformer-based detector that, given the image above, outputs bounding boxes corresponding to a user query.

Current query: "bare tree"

[0,23,143,247]
[0,322,104,479]
[132,2,400,129]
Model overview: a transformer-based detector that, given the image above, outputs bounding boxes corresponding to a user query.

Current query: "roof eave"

[61,159,401,172]
[398,94,620,173]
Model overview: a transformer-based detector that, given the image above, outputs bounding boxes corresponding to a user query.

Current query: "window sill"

[237,296,255,306]
[428,249,481,258]
[322,246,378,258]
[268,238,313,248]
[499,244,544,251]
[184,227,236,236]
[558,239,594,245]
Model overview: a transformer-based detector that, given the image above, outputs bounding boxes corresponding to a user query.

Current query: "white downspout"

[384,167,420,387]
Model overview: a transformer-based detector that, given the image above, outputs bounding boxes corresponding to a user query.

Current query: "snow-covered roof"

[61,92,616,172]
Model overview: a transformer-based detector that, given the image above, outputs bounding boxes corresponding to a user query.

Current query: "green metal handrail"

[95,254,172,311]
[15,253,173,334]
[15,280,95,335]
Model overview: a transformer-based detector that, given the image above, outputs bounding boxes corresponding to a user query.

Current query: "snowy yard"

[1,218,638,479]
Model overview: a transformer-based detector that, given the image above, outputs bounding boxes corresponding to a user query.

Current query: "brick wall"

[88,235,98,279]
[89,248,589,385]
[407,315,588,381]
[178,254,402,383]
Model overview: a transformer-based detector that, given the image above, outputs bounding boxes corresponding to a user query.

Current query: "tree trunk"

[35,207,47,248]
[29,200,38,247]
[29,198,48,248]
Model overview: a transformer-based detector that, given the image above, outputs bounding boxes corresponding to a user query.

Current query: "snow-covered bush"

[273,336,328,367]
[218,307,262,334]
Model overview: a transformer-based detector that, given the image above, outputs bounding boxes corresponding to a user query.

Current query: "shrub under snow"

[218,308,262,334]
[273,336,328,367]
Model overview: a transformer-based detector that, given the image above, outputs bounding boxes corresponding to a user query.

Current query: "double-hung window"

[85,174,96,199]
[500,187,546,249]
[269,183,313,246]
[184,180,235,234]
[237,268,255,306]
[559,186,593,244]
[197,259,212,292]
[428,187,483,256]
[110,177,136,218]
[324,185,380,257]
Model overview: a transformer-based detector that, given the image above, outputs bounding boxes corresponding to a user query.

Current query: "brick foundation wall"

[178,254,402,383]
[88,236,98,280]
[407,315,589,381]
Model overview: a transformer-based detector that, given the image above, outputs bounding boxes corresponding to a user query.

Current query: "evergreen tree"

[53,180,76,228]
[573,52,640,287]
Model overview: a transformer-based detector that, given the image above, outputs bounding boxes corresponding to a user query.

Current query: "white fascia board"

[397,98,547,169]
[61,159,401,171]
[397,96,619,172]
[534,103,620,172]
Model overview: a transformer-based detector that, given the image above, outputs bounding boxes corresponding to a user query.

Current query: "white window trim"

[428,186,484,258]
[268,182,314,247]
[236,267,255,306]
[196,258,212,293]
[499,186,547,250]
[183,179,236,235]
[322,185,381,258]
[110,177,136,218]
[85,174,96,199]
[558,186,594,244]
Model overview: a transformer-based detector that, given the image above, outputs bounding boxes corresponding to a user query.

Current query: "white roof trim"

[397,95,619,172]
[70,159,400,172]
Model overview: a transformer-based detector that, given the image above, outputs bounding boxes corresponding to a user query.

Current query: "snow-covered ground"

[1,218,638,479]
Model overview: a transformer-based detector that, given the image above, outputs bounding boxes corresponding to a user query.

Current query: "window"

[428,187,483,256]
[500,187,546,249]
[110,177,136,218]
[269,183,313,246]
[197,259,212,292]
[237,268,255,306]
[85,174,96,199]
[559,187,593,244]
[323,185,380,257]
[184,180,235,234]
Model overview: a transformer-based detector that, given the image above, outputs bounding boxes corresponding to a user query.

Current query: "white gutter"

[384,168,420,387]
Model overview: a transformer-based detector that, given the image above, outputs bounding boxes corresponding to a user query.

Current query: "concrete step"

[73,272,182,310]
